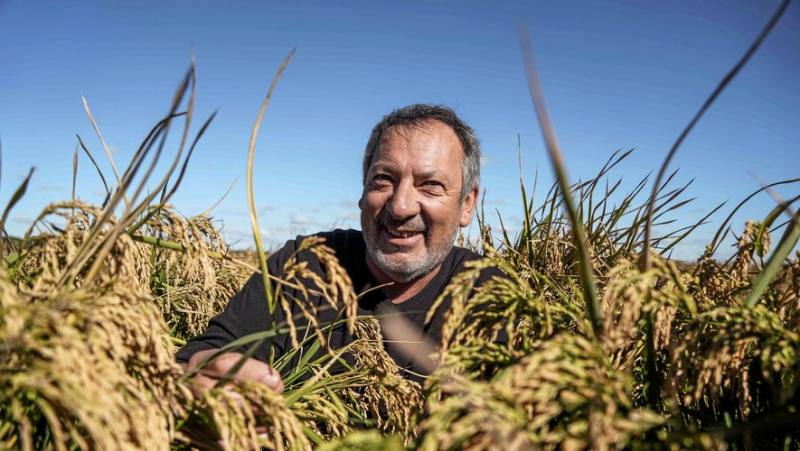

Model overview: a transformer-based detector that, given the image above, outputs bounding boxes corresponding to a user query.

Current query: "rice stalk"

[641,0,792,271]
[0,269,187,450]
[246,47,296,344]
[419,333,671,451]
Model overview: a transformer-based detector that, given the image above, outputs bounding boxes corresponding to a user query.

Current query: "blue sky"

[1,0,798,260]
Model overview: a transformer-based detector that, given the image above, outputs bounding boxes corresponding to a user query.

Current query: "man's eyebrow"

[417,169,448,180]
[370,165,448,181]
[370,164,397,175]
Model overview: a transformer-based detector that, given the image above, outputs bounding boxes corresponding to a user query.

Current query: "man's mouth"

[385,226,423,238]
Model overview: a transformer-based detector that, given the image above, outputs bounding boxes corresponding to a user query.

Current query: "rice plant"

[0,1,798,448]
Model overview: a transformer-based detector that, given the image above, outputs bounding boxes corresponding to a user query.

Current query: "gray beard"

[366,243,443,283]
[364,218,458,283]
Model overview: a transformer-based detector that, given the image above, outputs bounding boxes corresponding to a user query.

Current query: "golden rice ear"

[0,280,186,450]
[141,208,252,341]
[671,305,799,421]
[186,381,309,451]
[269,236,360,350]
[15,201,152,293]
[349,318,423,440]
[597,256,691,369]
[419,334,672,450]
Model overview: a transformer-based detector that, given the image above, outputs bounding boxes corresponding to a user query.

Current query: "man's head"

[362,104,481,202]
[359,104,481,283]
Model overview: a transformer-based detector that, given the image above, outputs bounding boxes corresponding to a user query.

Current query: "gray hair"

[362,104,481,202]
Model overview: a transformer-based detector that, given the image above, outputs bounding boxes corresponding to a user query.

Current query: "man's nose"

[386,181,420,220]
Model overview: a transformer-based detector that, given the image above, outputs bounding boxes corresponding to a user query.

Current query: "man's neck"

[365,253,442,304]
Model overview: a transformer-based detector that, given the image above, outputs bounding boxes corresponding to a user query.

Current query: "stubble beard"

[364,212,459,283]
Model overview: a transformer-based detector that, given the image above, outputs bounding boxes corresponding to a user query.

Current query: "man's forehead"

[368,120,464,180]
[381,119,457,144]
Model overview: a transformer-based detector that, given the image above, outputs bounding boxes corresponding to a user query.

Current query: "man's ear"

[358,196,363,210]
[459,187,479,227]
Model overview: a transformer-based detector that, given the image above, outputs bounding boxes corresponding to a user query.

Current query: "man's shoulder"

[275,229,363,255]
[312,229,364,249]
[271,229,366,277]
[449,245,482,263]
[298,229,364,261]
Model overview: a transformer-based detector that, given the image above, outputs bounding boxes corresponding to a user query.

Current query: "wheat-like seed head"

[671,305,799,420]
[0,271,185,450]
[187,380,309,451]
[421,333,668,451]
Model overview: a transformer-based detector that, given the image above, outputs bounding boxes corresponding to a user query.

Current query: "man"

[177,104,501,393]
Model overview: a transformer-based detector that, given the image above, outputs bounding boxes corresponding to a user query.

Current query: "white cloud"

[37,183,66,193]
[12,216,35,225]
[258,204,276,214]
[336,212,359,221]
[218,208,247,217]
[491,196,507,206]
[290,214,315,225]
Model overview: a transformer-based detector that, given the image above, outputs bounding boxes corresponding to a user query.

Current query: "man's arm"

[175,236,301,364]
[175,272,276,364]
[176,238,300,392]
[177,272,286,394]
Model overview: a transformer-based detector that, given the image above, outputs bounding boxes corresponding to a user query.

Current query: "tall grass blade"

[160,55,199,204]
[661,201,726,253]
[518,138,534,265]
[72,145,78,204]
[76,135,111,205]
[754,194,799,256]
[709,178,800,255]
[199,176,238,217]
[247,47,296,350]
[0,167,34,257]
[82,94,129,209]
[744,210,800,307]
[81,67,197,286]
[125,110,217,234]
[61,102,188,287]
[640,0,791,271]
[519,29,602,337]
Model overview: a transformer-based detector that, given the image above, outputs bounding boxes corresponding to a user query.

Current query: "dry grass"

[1,134,798,450]
[1,4,799,446]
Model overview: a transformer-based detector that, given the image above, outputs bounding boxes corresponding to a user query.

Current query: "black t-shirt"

[176,229,504,383]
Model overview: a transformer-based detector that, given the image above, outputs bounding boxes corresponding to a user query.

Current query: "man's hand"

[183,350,282,446]
[186,349,284,394]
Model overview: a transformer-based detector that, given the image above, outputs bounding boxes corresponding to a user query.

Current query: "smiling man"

[360,109,480,302]
[177,104,503,392]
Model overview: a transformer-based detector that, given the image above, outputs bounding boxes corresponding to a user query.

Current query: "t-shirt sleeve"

[175,241,295,364]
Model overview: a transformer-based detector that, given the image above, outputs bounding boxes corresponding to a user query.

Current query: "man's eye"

[422,181,444,191]
[372,175,393,184]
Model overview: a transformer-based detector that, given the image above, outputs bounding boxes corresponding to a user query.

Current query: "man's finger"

[190,373,219,392]
[187,350,284,393]
[228,356,284,393]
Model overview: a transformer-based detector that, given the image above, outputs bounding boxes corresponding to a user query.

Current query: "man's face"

[359,120,478,283]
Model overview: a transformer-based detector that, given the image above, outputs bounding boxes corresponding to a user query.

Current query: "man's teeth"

[387,227,419,238]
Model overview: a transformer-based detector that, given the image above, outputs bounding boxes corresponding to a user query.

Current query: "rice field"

[1,4,798,450]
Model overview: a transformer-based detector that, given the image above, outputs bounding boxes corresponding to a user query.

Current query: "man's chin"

[375,236,420,255]
[372,253,430,283]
